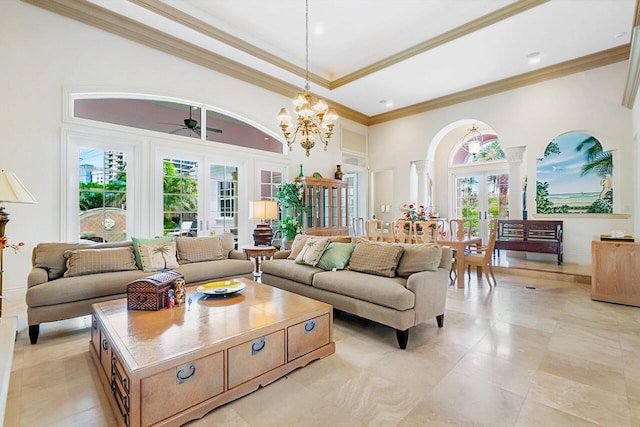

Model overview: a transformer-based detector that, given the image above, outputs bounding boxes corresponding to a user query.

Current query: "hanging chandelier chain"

[305,0,309,88]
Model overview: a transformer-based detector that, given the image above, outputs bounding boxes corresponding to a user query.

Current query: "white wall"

[369,61,634,264]
[0,0,351,290]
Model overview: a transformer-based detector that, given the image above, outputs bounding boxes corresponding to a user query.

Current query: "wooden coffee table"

[90,278,334,427]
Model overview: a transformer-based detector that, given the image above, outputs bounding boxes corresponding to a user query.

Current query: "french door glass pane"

[162,158,198,236]
[208,165,238,243]
[78,148,127,242]
[454,176,479,236]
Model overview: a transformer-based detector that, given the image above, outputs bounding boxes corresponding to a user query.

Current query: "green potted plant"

[275,182,307,249]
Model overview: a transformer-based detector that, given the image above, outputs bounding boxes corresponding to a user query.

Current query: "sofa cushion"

[219,232,235,258]
[174,259,254,284]
[295,237,330,267]
[131,236,174,269]
[63,246,137,277]
[34,242,92,280]
[316,242,355,271]
[396,243,443,278]
[347,240,403,278]
[261,259,322,285]
[312,270,413,311]
[138,241,179,272]
[26,270,150,307]
[176,237,224,264]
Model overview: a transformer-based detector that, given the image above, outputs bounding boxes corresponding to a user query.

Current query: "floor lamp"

[0,171,37,317]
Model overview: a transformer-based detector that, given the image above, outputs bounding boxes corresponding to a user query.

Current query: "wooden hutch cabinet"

[296,177,348,236]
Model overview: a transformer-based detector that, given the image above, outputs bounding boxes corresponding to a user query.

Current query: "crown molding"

[331,0,551,89]
[369,44,630,125]
[623,27,640,108]
[21,0,367,124]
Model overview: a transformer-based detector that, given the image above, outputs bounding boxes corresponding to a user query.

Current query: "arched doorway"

[428,120,509,241]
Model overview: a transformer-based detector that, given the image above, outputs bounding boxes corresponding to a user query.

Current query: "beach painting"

[536,131,613,214]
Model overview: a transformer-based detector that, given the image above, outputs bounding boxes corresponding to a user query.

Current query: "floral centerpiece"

[279,215,302,240]
[400,203,428,222]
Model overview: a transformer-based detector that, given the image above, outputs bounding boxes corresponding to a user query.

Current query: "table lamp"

[0,171,37,317]
[249,200,278,246]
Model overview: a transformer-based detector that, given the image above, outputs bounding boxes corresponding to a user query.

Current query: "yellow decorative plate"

[197,279,246,295]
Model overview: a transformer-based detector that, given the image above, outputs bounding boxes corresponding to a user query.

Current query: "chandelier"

[277,0,338,157]
[463,124,482,155]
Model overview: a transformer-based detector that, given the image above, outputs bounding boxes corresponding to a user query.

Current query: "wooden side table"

[243,245,277,276]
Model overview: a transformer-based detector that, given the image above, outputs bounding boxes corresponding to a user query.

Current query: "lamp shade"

[249,200,278,221]
[0,171,37,204]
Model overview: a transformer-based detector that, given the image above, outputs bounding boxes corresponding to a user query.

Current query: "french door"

[452,169,509,242]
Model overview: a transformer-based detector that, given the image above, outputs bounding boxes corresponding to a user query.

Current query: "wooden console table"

[591,240,640,307]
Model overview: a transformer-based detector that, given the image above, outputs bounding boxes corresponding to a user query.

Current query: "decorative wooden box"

[127,270,183,311]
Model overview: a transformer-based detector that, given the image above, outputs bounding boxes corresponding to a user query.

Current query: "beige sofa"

[26,236,254,344]
[260,237,452,349]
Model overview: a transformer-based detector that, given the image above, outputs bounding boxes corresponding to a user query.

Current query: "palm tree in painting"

[575,136,612,178]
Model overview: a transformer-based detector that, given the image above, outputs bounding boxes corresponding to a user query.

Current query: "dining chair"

[352,217,365,237]
[449,219,472,240]
[464,220,498,287]
[412,220,439,243]
[365,219,383,241]
[392,219,411,243]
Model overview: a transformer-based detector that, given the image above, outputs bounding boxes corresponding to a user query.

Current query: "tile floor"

[4,262,640,426]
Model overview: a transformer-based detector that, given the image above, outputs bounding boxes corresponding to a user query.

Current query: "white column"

[504,146,526,219]
[413,160,428,207]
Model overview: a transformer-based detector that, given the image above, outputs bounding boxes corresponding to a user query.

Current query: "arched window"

[73,97,283,154]
[451,130,505,165]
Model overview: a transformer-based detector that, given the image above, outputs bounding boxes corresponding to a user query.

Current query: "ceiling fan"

[166,108,223,136]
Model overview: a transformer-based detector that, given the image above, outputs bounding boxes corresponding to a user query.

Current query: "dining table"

[437,235,483,288]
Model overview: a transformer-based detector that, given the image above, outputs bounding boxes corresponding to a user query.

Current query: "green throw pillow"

[131,236,174,269]
[316,242,355,271]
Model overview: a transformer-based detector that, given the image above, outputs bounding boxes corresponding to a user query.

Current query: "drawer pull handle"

[252,337,266,355]
[102,339,108,351]
[176,363,196,384]
[304,319,316,334]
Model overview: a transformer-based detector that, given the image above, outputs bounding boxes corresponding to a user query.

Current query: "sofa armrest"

[27,268,49,289]
[406,268,449,325]
[273,250,291,259]
[229,250,248,260]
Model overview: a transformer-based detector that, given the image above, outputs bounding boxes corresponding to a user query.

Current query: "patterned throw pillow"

[295,237,331,267]
[63,247,137,277]
[138,241,179,272]
[347,240,404,278]
[219,232,236,258]
[395,243,442,278]
[316,242,355,271]
[131,236,174,269]
[287,234,309,260]
[176,237,224,264]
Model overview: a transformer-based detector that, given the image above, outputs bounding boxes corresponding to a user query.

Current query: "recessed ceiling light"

[314,24,324,35]
[264,137,269,140]
[526,52,541,65]
[614,32,627,39]
[379,100,393,108]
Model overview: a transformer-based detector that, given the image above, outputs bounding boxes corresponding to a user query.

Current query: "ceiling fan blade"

[169,127,187,134]
[206,127,223,133]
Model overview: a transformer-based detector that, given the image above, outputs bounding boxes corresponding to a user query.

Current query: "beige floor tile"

[528,371,631,426]
[514,400,600,427]
[538,350,627,395]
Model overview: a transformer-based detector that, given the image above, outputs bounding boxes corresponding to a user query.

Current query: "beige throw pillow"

[288,234,309,260]
[295,237,330,267]
[176,237,224,264]
[347,240,404,278]
[219,232,235,258]
[395,243,443,278]
[63,247,137,277]
[138,241,179,272]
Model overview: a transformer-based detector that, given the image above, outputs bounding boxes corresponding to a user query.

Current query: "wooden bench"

[494,220,563,265]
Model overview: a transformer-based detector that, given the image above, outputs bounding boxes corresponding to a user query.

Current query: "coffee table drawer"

[140,351,224,426]
[287,314,330,362]
[228,330,285,389]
